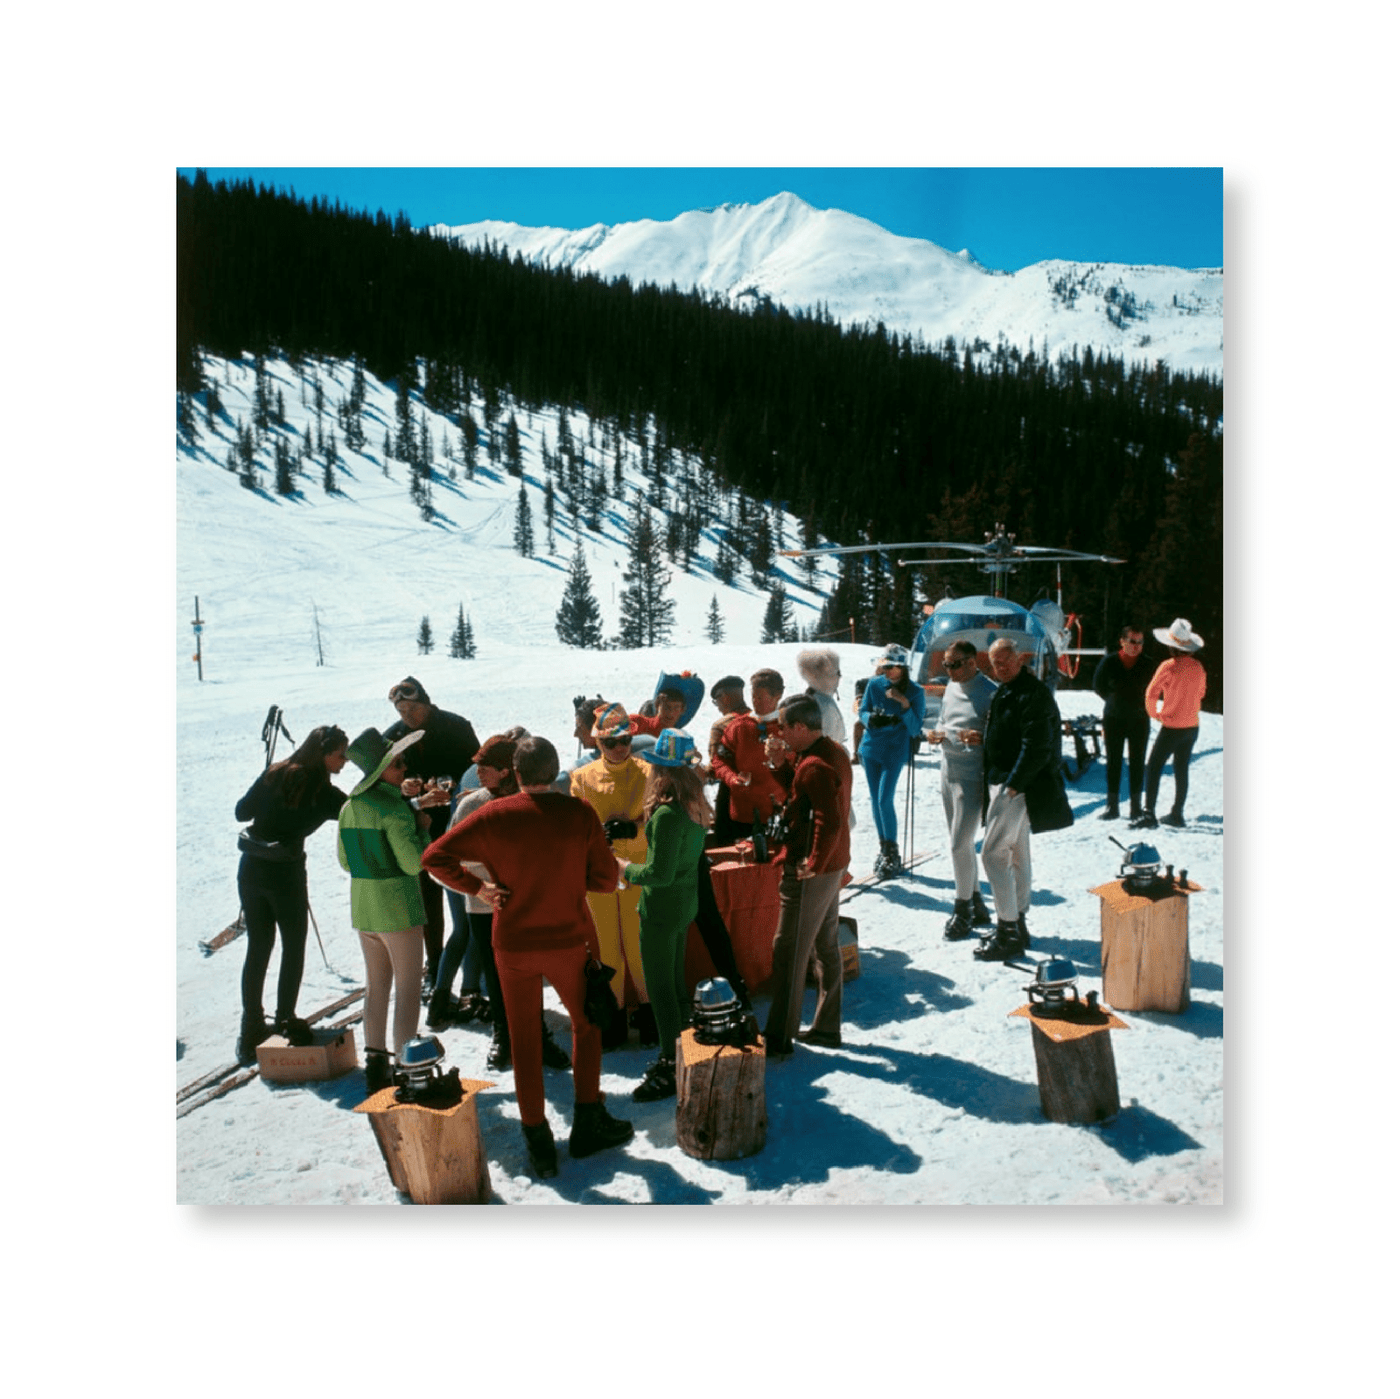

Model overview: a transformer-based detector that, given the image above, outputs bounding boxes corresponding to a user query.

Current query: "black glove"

[603,818,639,842]
[583,956,620,1032]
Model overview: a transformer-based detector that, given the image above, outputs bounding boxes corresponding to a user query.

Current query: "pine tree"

[543,478,557,552]
[514,483,534,557]
[761,582,796,643]
[705,594,725,644]
[417,615,434,654]
[749,511,774,585]
[616,494,675,648]
[505,412,523,476]
[177,392,200,446]
[275,436,295,495]
[555,541,606,649]
[449,603,473,659]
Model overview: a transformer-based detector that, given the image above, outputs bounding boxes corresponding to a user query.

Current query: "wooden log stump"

[1090,879,1200,1013]
[675,1028,766,1160]
[1010,1005,1127,1124]
[353,1078,495,1204]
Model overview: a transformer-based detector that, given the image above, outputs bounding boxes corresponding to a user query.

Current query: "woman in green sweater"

[618,730,712,1103]
[338,727,432,1091]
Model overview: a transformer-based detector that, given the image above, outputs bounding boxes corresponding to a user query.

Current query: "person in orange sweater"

[1133,618,1208,830]
[421,736,634,1177]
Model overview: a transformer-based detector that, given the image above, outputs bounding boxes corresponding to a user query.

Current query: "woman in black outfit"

[234,724,349,1062]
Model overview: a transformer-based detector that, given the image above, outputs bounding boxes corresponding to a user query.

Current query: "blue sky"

[179,168,1222,272]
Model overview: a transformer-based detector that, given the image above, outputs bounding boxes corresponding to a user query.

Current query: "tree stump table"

[675,1028,766,1160]
[1090,878,1202,1013]
[1010,1004,1128,1124]
[353,1078,495,1204]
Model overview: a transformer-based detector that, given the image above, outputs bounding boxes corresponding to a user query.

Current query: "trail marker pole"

[192,597,204,681]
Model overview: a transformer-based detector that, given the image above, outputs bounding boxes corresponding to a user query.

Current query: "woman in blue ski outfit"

[858,645,925,877]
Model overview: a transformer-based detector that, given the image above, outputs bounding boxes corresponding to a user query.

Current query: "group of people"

[228,619,1207,1180]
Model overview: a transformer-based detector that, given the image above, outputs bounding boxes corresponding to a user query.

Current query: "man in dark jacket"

[975,640,1074,962]
[383,676,480,986]
[1092,626,1151,821]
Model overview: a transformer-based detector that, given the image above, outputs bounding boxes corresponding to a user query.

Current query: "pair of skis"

[175,987,366,1119]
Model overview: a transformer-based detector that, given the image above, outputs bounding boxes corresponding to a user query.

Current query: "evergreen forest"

[176,172,1225,710]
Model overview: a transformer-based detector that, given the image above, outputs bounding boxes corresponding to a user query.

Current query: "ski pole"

[306,896,333,972]
[904,738,916,870]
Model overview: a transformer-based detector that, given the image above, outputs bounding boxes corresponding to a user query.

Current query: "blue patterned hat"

[639,729,701,768]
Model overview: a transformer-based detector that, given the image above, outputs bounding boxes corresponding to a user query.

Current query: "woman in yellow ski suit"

[570,704,649,1028]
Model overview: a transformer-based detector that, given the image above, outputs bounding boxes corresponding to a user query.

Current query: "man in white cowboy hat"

[1133,618,1208,830]
[761,694,853,1054]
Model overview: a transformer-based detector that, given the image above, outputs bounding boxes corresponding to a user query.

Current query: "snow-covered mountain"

[431,192,1224,378]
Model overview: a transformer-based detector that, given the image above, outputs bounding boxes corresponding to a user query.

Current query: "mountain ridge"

[430,191,1223,376]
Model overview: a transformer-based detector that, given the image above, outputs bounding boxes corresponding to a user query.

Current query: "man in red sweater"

[712,668,790,853]
[761,695,853,1055]
[422,736,633,1178]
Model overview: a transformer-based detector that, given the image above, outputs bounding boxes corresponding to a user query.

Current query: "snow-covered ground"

[175,353,1223,1205]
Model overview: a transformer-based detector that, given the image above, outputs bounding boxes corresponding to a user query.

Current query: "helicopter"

[781,525,1125,773]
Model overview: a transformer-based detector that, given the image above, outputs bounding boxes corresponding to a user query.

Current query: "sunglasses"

[600,737,631,750]
[946,656,973,669]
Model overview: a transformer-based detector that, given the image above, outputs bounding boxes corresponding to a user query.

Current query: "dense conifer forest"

[176,172,1224,709]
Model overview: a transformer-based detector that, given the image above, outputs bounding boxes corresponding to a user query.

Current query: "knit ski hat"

[347,726,425,795]
[875,643,910,671]
[640,729,702,768]
[389,676,431,706]
[1152,618,1204,653]
[590,702,635,742]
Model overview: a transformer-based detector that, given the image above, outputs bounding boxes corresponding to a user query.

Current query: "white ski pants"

[980,785,1031,924]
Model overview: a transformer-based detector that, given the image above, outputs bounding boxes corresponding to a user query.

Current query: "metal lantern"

[692,978,756,1047]
[1111,838,1164,893]
[395,1034,454,1103]
[1026,957,1082,1014]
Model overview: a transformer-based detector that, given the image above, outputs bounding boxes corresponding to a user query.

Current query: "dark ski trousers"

[1103,713,1149,813]
[1145,724,1199,818]
[419,870,445,979]
[694,857,746,993]
[237,855,308,1023]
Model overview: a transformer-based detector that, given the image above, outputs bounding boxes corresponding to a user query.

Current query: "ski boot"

[1015,913,1031,956]
[486,1022,512,1072]
[522,1121,559,1179]
[272,1012,315,1047]
[973,920,1022,963]
[970,890,993,928]
[943,899,975,941]
[568,1099,635,1158]
[235,1013,273,1065]
[365,1047,394,1094]
[632,1055,677,1103]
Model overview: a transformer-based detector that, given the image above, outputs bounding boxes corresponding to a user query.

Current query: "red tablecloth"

[684,849,783,993]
